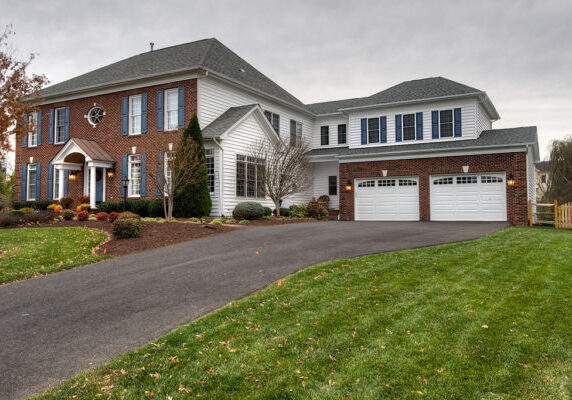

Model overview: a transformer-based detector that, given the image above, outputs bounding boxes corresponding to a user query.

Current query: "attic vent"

[238,67,245,73]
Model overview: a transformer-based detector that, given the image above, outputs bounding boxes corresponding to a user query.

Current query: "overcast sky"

[3,0,572,159]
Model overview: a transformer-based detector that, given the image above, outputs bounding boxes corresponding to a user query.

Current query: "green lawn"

[34,227,571,399]
[0,227,109,284]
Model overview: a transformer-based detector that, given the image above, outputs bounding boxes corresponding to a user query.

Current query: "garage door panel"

[430,173,507,221]
[355,177,419,221]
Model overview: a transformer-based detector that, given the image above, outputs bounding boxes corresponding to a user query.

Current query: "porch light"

[107,168,115,178]
[462,165,470,173]
[69,171,77,181]
[382,170,388,177]
[507,174,516,186]
[345,180,353,191]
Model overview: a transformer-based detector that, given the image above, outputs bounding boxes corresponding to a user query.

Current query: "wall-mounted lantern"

[382,169,388,177]
[69,171,78,181]
[507,174,516,186]
[345,179,353,191]
[107,168,115,178]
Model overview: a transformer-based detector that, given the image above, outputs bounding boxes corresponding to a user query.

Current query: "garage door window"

[399,179,417,186]
[378,179,395,187]
[433,177,453,185]
[481,175,503,183]
[457,176,477,184]
[358,180,375,187]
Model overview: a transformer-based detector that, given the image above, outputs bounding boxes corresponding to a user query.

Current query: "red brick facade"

[15,79,197,203]
[339,152,529,225]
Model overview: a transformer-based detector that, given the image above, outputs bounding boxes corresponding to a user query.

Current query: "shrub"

[77,203,90,212]
[47,204,57,211]
[273,207,290,217]
[54,205,62,213]
[108,211,120,222]
[210,218,224,225]
[238,219,250,225]
[78,196,90,204]
[224,218,237,224]
[128,199,149,217]
[59,197,73,209]
[148,199,164,218]
[0,210,55,227]
[18,207,34,213]
[112,218,142,239]
[290,205,309,218]
[307,200,328,220]
[97,201,123,214]
[76,210,89,221]
[96,212,108,221]
[9,209,25,216]
[62,210,75,220]
[88,214,97,221]
[232,202,265,220]
[317,195,330,209]
[263,207,272,217]
[118,211,141,221]
[13,200,55,210]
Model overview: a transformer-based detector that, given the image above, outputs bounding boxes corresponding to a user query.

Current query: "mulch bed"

[245,218,319,226]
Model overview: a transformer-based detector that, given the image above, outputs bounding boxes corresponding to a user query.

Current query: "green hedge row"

[97,199,165,218]
[13,200,56,210]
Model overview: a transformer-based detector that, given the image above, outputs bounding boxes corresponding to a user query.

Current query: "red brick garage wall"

[339,152,528,225]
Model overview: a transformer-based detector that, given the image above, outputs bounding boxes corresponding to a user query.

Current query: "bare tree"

[152,135,204,221]
[548,136,572,203]
[250,138,312,216]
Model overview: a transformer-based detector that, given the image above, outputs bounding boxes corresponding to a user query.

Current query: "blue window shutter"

[431,111,439,139]
[454,108,462,137]
[156,151,163,195]
[121,97,128,135]
[37,111,42,146]
[140,154,147,197]
[64,107,70,141]
[178,87,185,129]
[36,163,41,199]
[21,164,27,200]
[416,112,423,140]
[157,90,164,132]
[141,93,148,133]
[121,155,127,197]
[22,115,28,147]
[48,109,54,144]
[47,163,53,200]
[395,114,402,142]
[380,116,387,143]
[360,118,367,145]
[64,170,69,196]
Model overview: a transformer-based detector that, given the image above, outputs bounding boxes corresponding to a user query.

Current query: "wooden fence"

[529,200,572,229]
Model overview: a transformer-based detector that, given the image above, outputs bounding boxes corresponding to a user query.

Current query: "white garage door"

[430,173,507,221]
[355,177,419,221]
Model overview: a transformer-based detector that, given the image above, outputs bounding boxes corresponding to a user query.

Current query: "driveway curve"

[0,221,507,399]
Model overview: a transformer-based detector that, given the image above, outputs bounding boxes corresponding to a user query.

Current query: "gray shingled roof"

[202,104,258,139]
[535,160,551,171]
[40,39,308,111]
[309,126,538,158]
[306,77,482,115]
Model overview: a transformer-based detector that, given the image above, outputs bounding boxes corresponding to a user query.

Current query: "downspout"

[213,137,224,216]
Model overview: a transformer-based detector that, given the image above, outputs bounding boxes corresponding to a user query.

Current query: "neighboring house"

[535,161,551,202]
[15,38,539,225]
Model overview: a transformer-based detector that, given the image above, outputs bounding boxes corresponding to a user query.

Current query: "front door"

[95,168,104,203]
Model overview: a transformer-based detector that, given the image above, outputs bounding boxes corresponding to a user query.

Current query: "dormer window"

[440,110,453,138]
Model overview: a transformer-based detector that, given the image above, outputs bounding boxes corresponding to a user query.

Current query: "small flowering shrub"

[62,210,75,220]
[77,203,90,212]
[307,200,328,220]
[54,205,62,213]
[290,205,309,218]
[19,207,34,213]
[59,197,73,209]
[238,219,250,225]
[112,218,142,239]
[210,218,224,225]
[76,210,89,221]
[96,212,108,221]
[78,196,90,204]
[118,211,141,221]
[108,212,120,222]
[47,204,57,211]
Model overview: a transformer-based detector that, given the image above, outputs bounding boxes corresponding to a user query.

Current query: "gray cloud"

[2,0,571,157]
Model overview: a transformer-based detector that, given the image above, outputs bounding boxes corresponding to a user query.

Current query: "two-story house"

[15,38,539,225]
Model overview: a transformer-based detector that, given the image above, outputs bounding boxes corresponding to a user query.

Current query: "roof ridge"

[199,38,217,66]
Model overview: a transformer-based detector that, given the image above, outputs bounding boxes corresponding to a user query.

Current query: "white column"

[58,167,65,200]
[89,165,97,209]
[102,168,106,202]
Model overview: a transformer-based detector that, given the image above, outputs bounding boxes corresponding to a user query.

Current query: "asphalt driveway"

[0,221,507,399]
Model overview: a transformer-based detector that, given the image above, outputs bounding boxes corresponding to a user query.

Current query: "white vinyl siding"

[164,88,179,130]
[129,95,142,135]
[311,115,349,149]
[476,102,492,135]
[312,161,339,210]
[348,99,478,149]
[54,108,66,144]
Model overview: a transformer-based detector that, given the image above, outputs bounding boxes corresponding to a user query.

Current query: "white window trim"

[128,154,142,198]
[128,94,142,135]
[54,107,66,144]
[206,149,215,193]
[320,126,329,146]
[164,88,179,131]
[439,109,454,138]
[402,113,416,141]
[28,112,38,147]
[367,118,380,144]
[53,168,61,201]
[27,163,37,201]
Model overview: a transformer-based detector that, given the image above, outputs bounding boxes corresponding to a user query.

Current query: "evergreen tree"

[173,114,212,217]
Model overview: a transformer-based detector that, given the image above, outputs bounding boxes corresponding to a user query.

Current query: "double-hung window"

[368,118,379,143]
[290,120,302,146]
[54,108,66,144]
[439,110,453,138]
[236,155,265,198]
[403,113,416,141]
[129,95,142,135]
[53,168,61,200]
[28,112,38,147]
[328,176,337,196]
[128,154,142,197]
[264,111,280,134]
[206,149,215,193]
[337,124,347,144]
[165,88,178,130]
[320,126,329,146]
[163,151,174,194]
[27,164,37,201]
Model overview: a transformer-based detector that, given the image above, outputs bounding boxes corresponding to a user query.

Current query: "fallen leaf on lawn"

[481,325,489,329]
[178,384,191,393]
[150,372,160,379]
[411,390,424,395]
[329,355,337,361]
[328,379,336,386]
[301,381,307,388]
[101,385,114,391]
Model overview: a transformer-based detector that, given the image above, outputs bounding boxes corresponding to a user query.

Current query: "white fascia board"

[338,145,529,163]
[308,155,339,163]
[37,68,201,105]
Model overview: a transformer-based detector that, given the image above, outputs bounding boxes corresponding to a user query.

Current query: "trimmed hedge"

[232,202,265,220]
[13,200,56,210]
[97,199,165,218]
[273,207,290,217]
[112,218,142,239]
[0,210,55,227]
